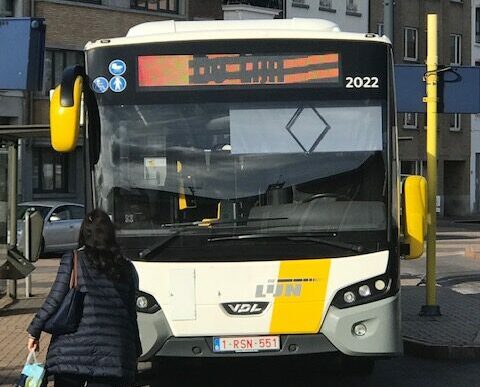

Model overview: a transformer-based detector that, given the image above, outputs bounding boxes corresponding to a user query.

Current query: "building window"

[403,113,418,129]
[292,0,309,8]
[377,23,384,37]
[41,49,84,96]
[400,160,426,178]
[449,113,461,131]
[319,0,335,12]
[450,34,462,65]
[404,28,418,61]
[223,0,282,9]
[476,8,480,44]
[70,0,101,3]
[0,0,13,17]
[131,0,179,13]
[33,148,69,193]
[346,0,360,16]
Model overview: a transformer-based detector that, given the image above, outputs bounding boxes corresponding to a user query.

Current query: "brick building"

[1,0,223,206]
[370,0,472,216]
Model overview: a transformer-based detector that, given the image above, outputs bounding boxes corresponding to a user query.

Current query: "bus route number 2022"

[345,76,379,89]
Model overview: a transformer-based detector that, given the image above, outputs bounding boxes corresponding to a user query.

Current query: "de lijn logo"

[255,278,319,298]
[109,59,126,76]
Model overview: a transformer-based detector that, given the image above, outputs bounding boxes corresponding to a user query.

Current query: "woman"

[27,209,142,387]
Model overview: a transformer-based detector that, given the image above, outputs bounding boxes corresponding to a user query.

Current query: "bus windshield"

[94,99,387,238]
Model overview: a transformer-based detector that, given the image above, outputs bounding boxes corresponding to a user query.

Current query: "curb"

[403,337,480,360]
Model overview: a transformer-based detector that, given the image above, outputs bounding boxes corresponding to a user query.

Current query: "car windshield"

[17,205,52,220]
[94,99,387,238]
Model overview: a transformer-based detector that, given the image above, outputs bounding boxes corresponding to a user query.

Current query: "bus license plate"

[213,336,280,353]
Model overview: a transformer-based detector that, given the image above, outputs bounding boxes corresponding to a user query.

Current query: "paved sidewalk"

[401,286,480,359]
[0,258,58,386]
[399,217,480,359]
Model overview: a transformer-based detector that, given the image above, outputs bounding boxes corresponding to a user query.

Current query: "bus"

[49,18,427,373]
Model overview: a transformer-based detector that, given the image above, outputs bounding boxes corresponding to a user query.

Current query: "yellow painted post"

[421,14,441,316]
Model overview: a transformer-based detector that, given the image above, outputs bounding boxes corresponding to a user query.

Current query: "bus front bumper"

[138,294,402,360]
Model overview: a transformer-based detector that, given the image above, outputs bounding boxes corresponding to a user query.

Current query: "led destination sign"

[137,53,340,88]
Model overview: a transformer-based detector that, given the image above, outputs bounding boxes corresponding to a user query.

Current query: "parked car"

[17,201,85,255]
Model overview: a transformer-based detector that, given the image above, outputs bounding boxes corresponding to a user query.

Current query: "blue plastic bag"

[14,352,45,387]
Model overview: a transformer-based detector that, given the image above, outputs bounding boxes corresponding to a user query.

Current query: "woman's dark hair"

[78,208,126,281]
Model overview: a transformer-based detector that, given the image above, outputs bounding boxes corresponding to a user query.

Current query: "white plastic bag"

[14,351,45,387]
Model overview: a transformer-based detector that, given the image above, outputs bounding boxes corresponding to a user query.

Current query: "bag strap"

[69,250,78,289]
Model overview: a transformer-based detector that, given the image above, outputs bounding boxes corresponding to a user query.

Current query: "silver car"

[17,201,85,254]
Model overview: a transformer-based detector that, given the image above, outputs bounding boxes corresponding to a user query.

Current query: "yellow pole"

[422,14,441,316]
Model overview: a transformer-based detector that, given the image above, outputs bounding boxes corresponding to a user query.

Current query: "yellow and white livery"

[50,18,427,372]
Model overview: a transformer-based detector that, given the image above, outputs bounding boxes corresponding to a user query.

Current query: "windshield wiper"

[140,218,291,259]
[161,217,289,228]
[208,233,364,253]
[138,231,180,259]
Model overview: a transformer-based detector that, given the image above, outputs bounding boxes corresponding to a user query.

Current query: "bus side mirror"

[50,66,84,152]
[402,175,427,260]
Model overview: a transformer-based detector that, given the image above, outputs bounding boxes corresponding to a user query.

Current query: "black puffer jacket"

[27,250,141,384]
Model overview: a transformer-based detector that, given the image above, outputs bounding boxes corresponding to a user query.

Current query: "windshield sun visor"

[230,105,382,154]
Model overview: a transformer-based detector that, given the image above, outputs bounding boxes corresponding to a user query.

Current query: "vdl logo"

[222,302,269,316]
[255,278,318,298]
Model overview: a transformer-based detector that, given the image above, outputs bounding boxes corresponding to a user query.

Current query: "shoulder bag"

[43,250,86,335]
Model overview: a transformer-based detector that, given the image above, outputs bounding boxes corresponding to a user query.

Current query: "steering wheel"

[302,193,349,203]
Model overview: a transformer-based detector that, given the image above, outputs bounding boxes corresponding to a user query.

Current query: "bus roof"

[85,18,390,50]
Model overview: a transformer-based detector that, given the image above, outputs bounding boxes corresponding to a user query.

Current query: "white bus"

[50,18,427,374]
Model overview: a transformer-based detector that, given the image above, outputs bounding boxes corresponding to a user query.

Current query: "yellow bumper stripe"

[269,259,331,334]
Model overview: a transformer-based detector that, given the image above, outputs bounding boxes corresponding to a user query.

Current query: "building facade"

[471,0,480,213]
[1,0,224,208]
[285,0,369,32]
[370,0,472,216]
[27,0,188,206]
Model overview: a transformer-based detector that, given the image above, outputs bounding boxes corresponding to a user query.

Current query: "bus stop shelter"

[0,124,49,298]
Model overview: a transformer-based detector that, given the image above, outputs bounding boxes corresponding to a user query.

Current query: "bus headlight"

[332,276,392,309]
[353,323,367,337]
[358,285,371,297]
[136,291,161,314]
[343,291,356,304]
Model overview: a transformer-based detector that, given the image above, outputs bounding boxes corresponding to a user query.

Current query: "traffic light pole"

[383,0,394,44]
[420,14,441,317]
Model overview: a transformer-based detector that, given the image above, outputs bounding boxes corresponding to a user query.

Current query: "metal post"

[7,143,18,299]
[420,14,441,317]
[25,211,32,298]
[383,0,394,44]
